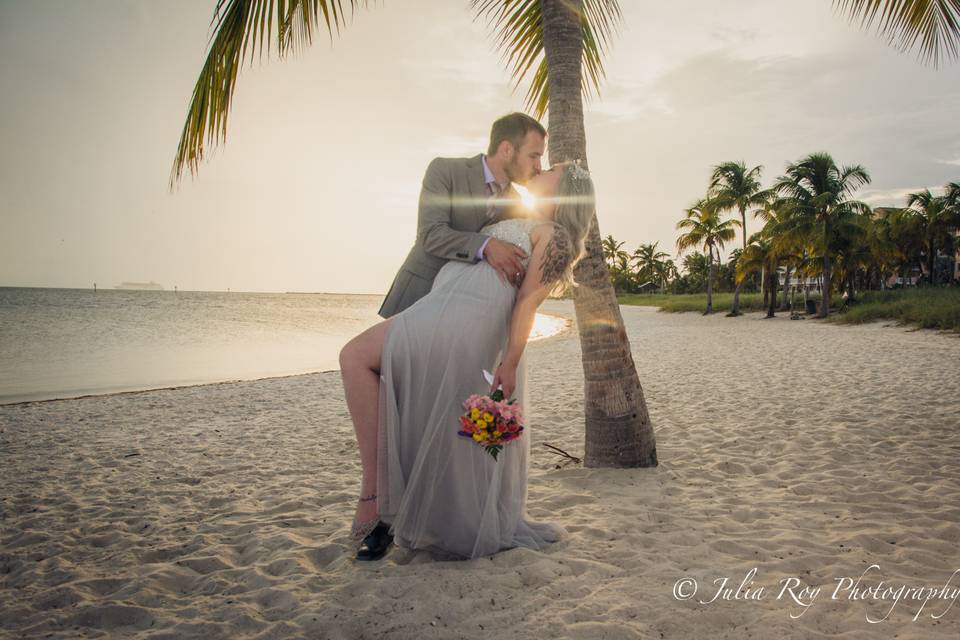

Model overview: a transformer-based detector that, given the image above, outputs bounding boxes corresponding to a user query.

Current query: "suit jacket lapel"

[464,154,489,229]
[489,184,522,225]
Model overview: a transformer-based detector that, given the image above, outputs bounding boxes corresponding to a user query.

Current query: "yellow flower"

[472,433,483,442]
[470,408,480,419]
[493,431,502,438]
[482,412,493,422]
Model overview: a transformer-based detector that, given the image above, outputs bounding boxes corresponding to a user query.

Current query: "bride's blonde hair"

[541,161,595,297]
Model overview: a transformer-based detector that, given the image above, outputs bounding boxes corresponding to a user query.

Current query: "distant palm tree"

[772,152,871,318]
[681,251,711,289]
[946,181,960,206]
[831,211,873,302]
[602,235,628,268]
[905,189,957,283]
[736,232,778,317]
[755,197,807,312]
[654,257,678,292]
[676,198,739,314]
[708,161,770,316]
[631,242,669,287]
[886,207,927,286]
[867,208,907,288]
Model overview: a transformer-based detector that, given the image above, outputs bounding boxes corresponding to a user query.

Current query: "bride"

[349,160,595,560]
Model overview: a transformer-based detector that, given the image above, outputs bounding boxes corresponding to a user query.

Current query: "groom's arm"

[417,158,489,263]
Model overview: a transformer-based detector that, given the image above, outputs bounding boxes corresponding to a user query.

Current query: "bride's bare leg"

[339,316,395,537]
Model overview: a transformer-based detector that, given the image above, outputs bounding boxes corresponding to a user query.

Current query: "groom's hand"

[483,238,528,288]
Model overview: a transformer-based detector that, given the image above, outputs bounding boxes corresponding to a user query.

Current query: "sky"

[1,0,959,294]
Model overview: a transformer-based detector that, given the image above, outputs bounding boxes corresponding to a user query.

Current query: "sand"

[2,299,959,639]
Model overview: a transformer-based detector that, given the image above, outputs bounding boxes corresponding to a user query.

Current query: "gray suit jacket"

[379,154,504,319]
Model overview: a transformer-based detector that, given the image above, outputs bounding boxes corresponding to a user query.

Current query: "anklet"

[359,493,377,502]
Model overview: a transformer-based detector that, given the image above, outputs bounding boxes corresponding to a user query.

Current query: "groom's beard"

[504,158,529,185]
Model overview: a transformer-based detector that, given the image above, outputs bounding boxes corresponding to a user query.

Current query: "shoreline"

[4,301,947,409]
[0,310,575,408]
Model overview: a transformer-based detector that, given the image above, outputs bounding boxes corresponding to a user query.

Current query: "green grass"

[826,287,960,332]
[617,291,780,313]
[617,288,960,333]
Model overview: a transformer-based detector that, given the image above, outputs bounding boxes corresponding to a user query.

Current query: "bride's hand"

[490,361,517,400]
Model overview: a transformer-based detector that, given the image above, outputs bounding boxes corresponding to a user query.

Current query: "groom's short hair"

[488,112,546,156]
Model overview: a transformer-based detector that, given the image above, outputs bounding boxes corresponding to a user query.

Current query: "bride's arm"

[490,224,570,396]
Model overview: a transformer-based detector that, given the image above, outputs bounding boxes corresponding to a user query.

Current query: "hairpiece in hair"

[566,159,591,192]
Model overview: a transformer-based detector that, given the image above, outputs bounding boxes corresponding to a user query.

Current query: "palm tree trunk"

[542,0,656,468]
[729,205,746,316]
[780,265,792,310]
[705,244,715,314]
[766,261,778,317]
[772,263,779,312]
[817,220,831,318]
[727,280,744,316]
[762,269,769,310]
[819,254,831,317]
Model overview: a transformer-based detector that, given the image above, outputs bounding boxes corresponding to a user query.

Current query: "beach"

[2,299,959,639]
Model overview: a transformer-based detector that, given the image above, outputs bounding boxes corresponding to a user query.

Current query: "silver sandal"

[350,492,380,541]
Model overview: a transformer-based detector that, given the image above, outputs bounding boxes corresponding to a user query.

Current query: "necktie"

[486,182,504,220]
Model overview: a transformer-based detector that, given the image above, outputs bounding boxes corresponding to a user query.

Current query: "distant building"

[777,267,819,291]
[113,281,165,291]
[884,269,923,288]
[955,228,960,281]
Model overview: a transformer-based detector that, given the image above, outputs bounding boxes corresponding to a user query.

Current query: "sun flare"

[513,184,536,209]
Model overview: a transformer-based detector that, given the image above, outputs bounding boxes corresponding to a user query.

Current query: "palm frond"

[169,0,371,191]
[834,0,960,66]
[471,0,622,119]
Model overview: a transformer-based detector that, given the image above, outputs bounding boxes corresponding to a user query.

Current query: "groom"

[378,111,547,318]
[342,112,546,561]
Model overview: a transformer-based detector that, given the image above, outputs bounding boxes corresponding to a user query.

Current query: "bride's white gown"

[376,217,567,559]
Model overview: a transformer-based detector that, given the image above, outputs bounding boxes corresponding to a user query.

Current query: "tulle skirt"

[376,259,566,559]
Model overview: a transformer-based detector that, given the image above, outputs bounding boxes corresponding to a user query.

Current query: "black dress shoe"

[355,521,394,561]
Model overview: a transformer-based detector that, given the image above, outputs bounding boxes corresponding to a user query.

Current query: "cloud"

[424,134,489,158]
[859,187,925,206]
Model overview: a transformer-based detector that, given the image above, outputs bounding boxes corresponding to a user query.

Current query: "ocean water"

[0,287,566,405]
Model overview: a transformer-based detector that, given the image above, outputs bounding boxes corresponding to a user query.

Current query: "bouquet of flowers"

[457,370,525,461]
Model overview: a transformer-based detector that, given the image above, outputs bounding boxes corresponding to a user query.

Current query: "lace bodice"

[480,217,543,268]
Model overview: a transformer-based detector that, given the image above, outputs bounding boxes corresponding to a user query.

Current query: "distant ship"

[113,281,165,291]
